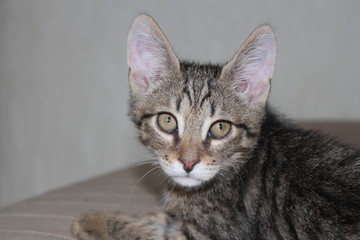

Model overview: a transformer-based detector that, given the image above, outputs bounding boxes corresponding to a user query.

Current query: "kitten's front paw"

[71,210,182,240]
[71,211,128,240]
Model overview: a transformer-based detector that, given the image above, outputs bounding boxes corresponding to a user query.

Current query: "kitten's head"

[127,14,276,188]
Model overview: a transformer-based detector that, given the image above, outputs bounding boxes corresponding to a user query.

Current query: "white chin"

[172,176,203,187]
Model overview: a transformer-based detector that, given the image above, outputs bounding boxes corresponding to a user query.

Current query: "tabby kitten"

[72,14,360,240]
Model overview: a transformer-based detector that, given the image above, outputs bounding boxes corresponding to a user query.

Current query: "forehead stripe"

[199,91,211,108]
[182,86,193,106]
[176,97,182,111]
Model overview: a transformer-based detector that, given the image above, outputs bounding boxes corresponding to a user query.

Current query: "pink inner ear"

[128,35,165,84]
[131,71,150,87]
[234,50,274,105]
[128,41,150,74]
[129,70,151,95]
[128,38,155,95]
[238,80,248,92]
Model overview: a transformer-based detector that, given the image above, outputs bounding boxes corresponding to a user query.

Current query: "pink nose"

[179,160,199,173]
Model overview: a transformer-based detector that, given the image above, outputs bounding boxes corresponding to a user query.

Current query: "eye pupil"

[166,116,171,124]
[218,123,223,130]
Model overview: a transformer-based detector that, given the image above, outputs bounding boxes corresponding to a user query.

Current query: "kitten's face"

[127,15,276,187]
[132,64,262,187]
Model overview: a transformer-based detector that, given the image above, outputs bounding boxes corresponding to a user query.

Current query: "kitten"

[72,14,360,240]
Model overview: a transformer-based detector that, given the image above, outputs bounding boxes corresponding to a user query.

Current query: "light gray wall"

[1,0,360,207]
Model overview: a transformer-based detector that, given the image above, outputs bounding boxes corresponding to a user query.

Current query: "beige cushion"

[0,166,163,239]
[0,122,359,239]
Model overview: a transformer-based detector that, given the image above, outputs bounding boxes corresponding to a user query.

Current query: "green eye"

[157,113,177,133]
[209,121,231,139]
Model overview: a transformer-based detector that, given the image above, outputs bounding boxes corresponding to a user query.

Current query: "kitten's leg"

[71,210,186,240]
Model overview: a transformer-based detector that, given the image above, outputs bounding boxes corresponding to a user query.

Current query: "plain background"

[0,0,360,208]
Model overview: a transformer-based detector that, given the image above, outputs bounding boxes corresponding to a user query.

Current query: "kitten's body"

[72,15,360,239]
[163,101,360,239]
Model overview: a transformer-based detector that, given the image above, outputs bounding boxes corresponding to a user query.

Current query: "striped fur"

[72,15,360,239]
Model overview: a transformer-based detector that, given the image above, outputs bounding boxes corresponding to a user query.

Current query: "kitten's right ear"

[127,14,180,97]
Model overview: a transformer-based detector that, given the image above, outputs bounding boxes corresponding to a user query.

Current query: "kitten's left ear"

[127,14,180,97]
[221,25,276,108]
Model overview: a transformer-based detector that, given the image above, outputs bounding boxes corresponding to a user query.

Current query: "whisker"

[127,159,159,173]
[128,166,162,200]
